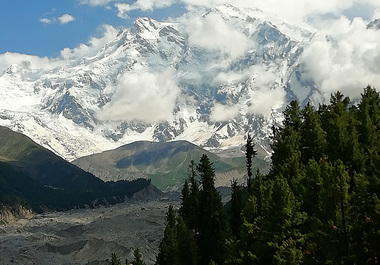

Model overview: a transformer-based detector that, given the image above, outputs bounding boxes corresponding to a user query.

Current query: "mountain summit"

[0,5,339,160]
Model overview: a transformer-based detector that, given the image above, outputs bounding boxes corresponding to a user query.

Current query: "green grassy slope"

[74,140,269,190]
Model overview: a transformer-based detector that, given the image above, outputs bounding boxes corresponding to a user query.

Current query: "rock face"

[5,6,378,162]
[0,4,317,161]
[0,204,33,223]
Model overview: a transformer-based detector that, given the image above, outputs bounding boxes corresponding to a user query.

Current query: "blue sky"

[0,0,380,124]
[0,0,379,58]
[0,0,185,57]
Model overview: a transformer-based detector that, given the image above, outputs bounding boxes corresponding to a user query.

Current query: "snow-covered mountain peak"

[0,5,321,161]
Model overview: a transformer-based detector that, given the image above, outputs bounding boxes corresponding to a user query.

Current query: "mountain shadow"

[0,126,151,212]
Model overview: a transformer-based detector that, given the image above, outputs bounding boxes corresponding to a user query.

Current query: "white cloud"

[210,102,240,122]
[60,24,118,60]
[0,24,118,74]
[185,13,252,60]
[40,18,52,24]
[214,66,256,85]
[115,3,133,18]
[0,52,64,75]
[301,16,380,100]
[79,0,115,6]
[97,69,181,123]
[249,87,287,118]
[181,0,380,25]
[58,14,76,24]
[115,0,176,18]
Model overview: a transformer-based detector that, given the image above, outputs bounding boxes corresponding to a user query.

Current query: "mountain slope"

[0,126,152,212]
[73,140,268,190]
[0,4,329,161]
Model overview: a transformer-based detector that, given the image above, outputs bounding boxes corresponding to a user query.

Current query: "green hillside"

[0,126,151,212]
[74,140,268,190]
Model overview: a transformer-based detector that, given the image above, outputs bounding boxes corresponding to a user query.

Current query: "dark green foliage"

[156,86,380,265]
[131,248,145,265]
[110,248,145,265]
[156,206,197,265]
[111,253,122,265]
[226,86,380,265]
[230,179,243,238]
[155,205,178,265]
[166,155,227,265]
[176,216,198,265]
[197,154,227,265]
[245,134,257,192]
[179,160,200,230]
[300,102,327,164]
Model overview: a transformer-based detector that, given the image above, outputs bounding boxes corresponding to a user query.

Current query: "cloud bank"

[210,103,240,122]
[60,24,118,60]
[185,13,252,60]
[116,0,176,18]
[249,87,287,118]
[180,0,379,25]
[97,69,181,123]
[0,53,64,75]
[301,16,380,100]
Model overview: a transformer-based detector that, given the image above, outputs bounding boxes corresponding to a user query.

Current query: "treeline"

[154,86,380,265]
[111,248,145,265]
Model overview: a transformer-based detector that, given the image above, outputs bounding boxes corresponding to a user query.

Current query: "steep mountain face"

[0,5,320,161]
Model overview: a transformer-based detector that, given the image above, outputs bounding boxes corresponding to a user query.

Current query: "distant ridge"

[73,140,268,190]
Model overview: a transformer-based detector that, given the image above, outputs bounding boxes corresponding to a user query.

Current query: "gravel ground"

[0,196,179,265]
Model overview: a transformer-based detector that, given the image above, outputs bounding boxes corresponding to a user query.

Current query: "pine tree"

[230,179,243,238]
[356,86,380,179]
[245,134,257,192]
[155,205,178,265]
[320,92,351,163]
[273,238,303,265]
[176,216,198,265]
[197,154,227,265]
[316,160,351,263]
[270,100,304,197]
[179,179,191,221]
[300,102,326,164]
[251,169,265,216]
[111,253,122,265]
[350,86,380,263]
[131,248,145,265]
[179,160,200,230]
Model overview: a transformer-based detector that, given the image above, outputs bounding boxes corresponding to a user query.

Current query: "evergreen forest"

[114,86,380,264]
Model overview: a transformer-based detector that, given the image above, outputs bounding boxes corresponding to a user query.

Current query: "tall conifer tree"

[245,134,257,192]
[197,154,227,265]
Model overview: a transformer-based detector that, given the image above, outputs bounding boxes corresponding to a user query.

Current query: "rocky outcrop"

[0,204,33,223]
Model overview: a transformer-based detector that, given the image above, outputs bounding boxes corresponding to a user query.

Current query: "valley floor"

[0,197,178,265]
